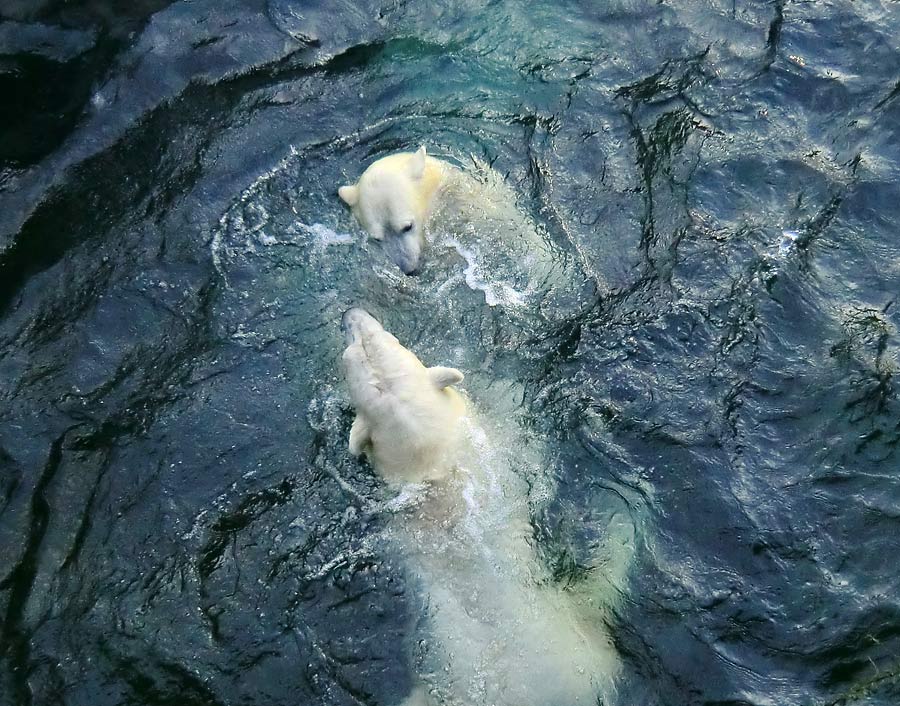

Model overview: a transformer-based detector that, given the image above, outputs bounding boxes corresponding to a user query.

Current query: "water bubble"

[778,229,800,256]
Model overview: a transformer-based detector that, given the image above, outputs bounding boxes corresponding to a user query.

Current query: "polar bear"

[337,147,570,308]
[338,147,443,275]
[341,307,466,483]
[340,309,620,706]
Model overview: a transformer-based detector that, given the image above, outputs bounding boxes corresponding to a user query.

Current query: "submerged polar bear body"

[396,451,617,706]
[341,310,619,706]
[341,307,466,483]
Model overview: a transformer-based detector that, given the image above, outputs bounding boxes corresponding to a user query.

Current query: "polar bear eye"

[400,222,414,234]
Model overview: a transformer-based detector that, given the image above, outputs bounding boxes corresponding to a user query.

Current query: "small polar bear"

[341,307,466,483]
[338,148,570,307]
[338,148,443,275]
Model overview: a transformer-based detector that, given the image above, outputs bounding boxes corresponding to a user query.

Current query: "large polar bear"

[341,308,619,706]
[338,148,572,308]
[341,307,466,483]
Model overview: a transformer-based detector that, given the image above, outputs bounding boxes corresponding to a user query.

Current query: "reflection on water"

[2,1,900,705]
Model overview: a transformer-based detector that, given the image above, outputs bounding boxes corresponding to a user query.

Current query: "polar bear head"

[338,147,444,275]
[341,308,466,483]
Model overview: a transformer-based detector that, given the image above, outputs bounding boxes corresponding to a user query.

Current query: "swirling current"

[2,1,899,705]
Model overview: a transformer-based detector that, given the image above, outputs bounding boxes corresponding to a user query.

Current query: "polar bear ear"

[428,366,464,388]
[408,146,427,180]
[338,184,359,207]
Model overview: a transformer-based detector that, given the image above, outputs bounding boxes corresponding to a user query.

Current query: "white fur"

[341,308,466,483]
[338,147,566,300]
[341,310,621,706]
[338,147,444,274]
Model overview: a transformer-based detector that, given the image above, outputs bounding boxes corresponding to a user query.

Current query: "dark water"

[2,1,900,704]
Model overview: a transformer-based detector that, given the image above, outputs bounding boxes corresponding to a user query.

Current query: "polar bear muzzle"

[340,307,379,345]
[382,224,424,275]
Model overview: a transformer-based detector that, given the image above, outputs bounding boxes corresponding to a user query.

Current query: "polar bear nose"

[383,221,423,275]
[341,308,374,341]
[389,247,423,275]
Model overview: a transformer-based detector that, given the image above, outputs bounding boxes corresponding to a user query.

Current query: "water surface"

[2,1,900,705]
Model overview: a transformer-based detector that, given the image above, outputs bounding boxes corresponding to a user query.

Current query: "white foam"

[778,229,800,257]
[211,216,355,285]
[301,222,356,246]
[443,237,527,307]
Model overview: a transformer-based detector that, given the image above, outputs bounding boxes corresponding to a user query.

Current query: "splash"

[778,229,800,257]
[301,222,357,246]
[442,236,527,307]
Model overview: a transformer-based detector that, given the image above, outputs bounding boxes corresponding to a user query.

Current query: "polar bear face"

[341,308,465,483]
[338,147,444,275]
